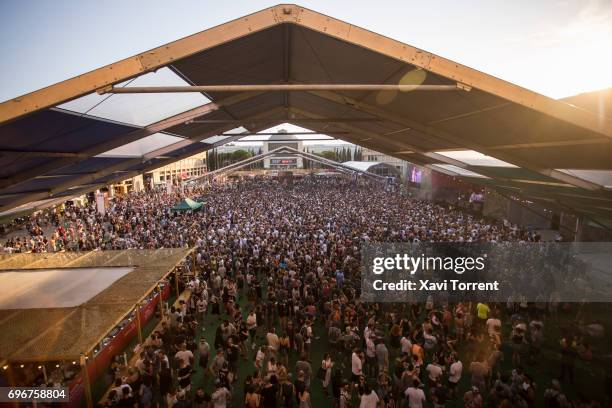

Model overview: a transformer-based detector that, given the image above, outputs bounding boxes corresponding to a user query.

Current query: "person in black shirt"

[260,377,279,408]
[431,379,450,407]
[331,369,344,404]
[193,387,209,408]
[254,278,262,301]
[226,337,240,375]
[278,299,288,331]
[239,322,249,359]
[279,377,296,408]
[117,386,136,408]
[177,361,192,392]
[158,360,172,402]
[294,371,306,404]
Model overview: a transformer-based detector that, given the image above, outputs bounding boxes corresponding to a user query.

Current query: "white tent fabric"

[98,133,184,158]
[0,267,133,309]
[58,68,209,127]
[342,161,383,172]
[434,150,518,168]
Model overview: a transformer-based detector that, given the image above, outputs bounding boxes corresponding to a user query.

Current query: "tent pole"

[157,283,164,318]
[5,365,18,408]
[135,304,143,345]
[102,83,461,94]
[80,354,93,408]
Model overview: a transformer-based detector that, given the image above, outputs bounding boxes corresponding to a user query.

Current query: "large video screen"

[410,167,423,184]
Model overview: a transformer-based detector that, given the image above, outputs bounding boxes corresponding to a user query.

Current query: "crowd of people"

[2,176,609,407]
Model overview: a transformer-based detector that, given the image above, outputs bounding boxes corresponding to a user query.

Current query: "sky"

[1,0,611,103]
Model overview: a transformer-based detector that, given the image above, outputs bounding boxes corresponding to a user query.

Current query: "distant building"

[112,152,207,194]
[149,152,207,185]
[263,131,304,169]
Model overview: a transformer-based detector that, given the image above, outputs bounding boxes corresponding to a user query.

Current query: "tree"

[303,147,309,169]
[232,149,252,161]
[319,150,339,162]
[353,147,363,161]
[208,148,218,170]
[342,146,349,162]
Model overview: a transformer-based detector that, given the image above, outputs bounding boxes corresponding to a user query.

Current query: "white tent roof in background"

[342,161,383,172]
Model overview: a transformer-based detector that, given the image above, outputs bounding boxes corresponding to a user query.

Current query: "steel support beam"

[289,107,473,170]
[426,103,512,125]
[290,5,612,138]
[287,108,435,170]
[220,131,346,136]
[0,5,284,123]
[487,138,610,150]
[102,84,460,94]
[2,3,610,142]
[0,150,88,158]
[0,113,285,211]
[190,117,380,124]
[305,90,604,191]
[0,92,262,191]
[96,121,284,192]
[193,146,384,181]
[232,138,336,142]
[305,109,606,202]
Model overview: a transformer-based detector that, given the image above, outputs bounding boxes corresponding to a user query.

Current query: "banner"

[95,193,106,216]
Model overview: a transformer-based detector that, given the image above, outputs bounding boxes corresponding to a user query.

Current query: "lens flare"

[375,68,428,105]
[375,90,398,105]
[399,68,427,91]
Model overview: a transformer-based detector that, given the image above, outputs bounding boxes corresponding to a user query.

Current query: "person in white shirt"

[365,336,376,377]
[426,360,443,387]
[267,328,280,355]
[246,311,257,349]
[196,297,206,321]
[405,379,426,408]
[448,353,463,397]
[359,384,379,408]
[363,324,373,341]
[255,346,266,371]
[174,343,193,367]
[351,350,363,382]
[400,335,412,355]
[211,379,231,408]
[486,314,502,337]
